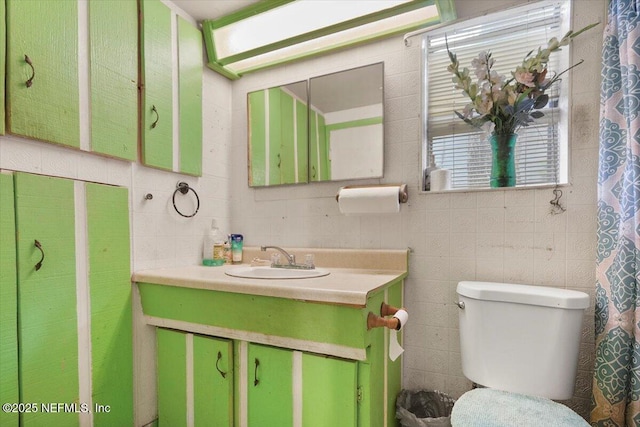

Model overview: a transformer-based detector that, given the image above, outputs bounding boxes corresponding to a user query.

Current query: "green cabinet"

[6,0,79,147]
[140,0,203,175]
[157,329,234,427]
[248,84,308,186]
[1,0,5,135]
[310,109,330,182]
[89,0,138,160]
[247,343,293,426]
[0,174,18,427]
[0,172,133,427]
[302,353,358,427]
[5,0,137,160]
[142,277,404,427]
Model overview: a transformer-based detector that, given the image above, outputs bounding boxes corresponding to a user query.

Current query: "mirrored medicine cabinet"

[247,62,384,187]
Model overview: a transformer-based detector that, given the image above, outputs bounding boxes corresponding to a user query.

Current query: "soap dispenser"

[203,220,225,266]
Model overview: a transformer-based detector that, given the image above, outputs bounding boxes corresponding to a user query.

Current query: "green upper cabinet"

[89,0,138,161]
[6,0,79,147]
[140,0,203,176]
[309,109,329,182]
[141,0,173,171]
[178,16,203,176]
[1,0,6,135]
[248,81,308,187]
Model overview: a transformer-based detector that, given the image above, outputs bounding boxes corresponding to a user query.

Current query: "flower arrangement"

[445,23,598,135]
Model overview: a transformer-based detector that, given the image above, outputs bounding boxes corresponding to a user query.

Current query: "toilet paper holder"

[367,302,407,330]
[335,184,408,203]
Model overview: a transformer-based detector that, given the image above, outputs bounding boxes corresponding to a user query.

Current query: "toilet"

[451,281,590,426]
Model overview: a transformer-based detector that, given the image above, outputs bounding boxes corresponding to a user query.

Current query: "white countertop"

[132,263,407,307]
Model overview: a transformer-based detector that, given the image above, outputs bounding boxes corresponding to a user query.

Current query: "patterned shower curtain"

[592,0,640,425]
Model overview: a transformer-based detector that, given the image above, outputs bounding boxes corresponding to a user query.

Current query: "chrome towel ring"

[172,182,200,218]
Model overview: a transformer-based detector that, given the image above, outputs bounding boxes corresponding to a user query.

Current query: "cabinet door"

[248,343,293,427]
[193,335,233,427]
[295,98,308,182]
[89,0,138,161]
[140,0,173,170]
[86,183,133,426]
[248,90,267,186]
[1,0,5,135]
[157,328,188,427]
[157,330,234,427]
[14,173,78,426]
[280,90,296,184]
[0,174,18,427]
[6,0,79,147]
[302,353,358,427]
[178,17,203,176]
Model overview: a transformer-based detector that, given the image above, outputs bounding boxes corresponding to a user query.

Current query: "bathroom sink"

[225,266,330,280]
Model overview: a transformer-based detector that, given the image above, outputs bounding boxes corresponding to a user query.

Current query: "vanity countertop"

[132,247,409,307]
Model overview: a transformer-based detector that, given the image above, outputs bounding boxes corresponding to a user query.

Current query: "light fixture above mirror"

[202,0,456,79]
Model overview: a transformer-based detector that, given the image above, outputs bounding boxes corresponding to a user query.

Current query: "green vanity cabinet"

[247,343,293,426]
[0,171,133,427]
[248,86,308,186]
[6,0,79,147]
[157,329,234,427]
[139,274,404,427]
[140,0,203,175]
[89,0,138,161]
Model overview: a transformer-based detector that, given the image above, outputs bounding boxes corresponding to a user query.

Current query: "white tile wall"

[229,0,605,419]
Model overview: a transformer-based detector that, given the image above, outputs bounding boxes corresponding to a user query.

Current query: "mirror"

[248,81,309,187]
[308,62,384,182]
[247,62,384,187]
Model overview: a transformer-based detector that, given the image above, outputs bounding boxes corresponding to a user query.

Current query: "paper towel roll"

[389,309,409,361]
[338,186,400,215]
[430,168,451,191]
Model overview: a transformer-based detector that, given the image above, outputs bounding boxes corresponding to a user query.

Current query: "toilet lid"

[451,389,589,427]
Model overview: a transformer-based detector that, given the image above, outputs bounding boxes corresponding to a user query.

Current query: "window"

[422,1,571,190]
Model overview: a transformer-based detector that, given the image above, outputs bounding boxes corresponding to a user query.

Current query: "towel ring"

[172,182,200,218]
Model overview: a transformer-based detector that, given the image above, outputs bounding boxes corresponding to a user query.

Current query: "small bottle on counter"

[203,220,225,266]
[224,237,232,264]
[231,234,243,264]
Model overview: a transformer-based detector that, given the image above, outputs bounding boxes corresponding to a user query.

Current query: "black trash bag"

[396,389,456,427]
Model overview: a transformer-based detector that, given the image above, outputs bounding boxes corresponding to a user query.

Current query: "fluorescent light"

[213,1,413,59]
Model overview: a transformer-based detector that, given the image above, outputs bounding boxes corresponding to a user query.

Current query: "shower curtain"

[592,0,640,426]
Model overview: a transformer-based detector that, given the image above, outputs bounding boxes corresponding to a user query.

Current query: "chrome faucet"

[260,246,314,269]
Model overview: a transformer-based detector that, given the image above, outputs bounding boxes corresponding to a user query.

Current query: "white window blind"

[423,1,570,190]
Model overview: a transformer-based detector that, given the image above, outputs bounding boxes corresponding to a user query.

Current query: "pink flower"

[514,69,536,87]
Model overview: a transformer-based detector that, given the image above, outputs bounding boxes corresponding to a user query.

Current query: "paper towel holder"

[335,184,408,203]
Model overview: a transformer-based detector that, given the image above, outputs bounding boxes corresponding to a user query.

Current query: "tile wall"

[230,0,606,418]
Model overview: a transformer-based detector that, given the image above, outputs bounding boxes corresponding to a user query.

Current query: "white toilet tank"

[456,281,590,400]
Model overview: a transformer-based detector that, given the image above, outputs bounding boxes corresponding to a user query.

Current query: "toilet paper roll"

[337,186,400,215]
[389,309,409,361]
[430,168,451,191]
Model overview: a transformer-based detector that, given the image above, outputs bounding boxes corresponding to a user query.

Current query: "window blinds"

[423,2,569,189]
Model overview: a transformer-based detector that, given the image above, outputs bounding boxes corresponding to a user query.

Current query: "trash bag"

[396,389,456,427]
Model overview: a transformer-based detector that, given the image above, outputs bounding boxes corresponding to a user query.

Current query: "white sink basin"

[225,266,330,280]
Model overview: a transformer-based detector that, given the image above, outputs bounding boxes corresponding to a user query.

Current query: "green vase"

[489,133,517,188]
